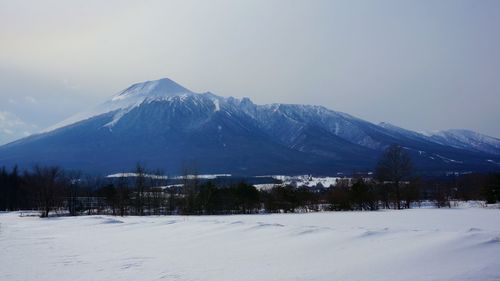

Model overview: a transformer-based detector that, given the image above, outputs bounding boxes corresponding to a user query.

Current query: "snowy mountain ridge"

[379,122,500,156]
[2,77,500,175]
[426,129,500,156]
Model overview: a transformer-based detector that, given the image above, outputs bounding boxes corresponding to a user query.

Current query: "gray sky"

[1,0,499,144]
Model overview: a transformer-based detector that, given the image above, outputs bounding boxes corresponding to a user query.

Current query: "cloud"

[62,79,80,90]
[0,111,37,144]
[3,128,14,135]
[0,111,25,126]
[24,96,37,103]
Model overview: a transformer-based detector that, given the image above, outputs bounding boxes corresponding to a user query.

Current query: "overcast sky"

[1,0,499,144]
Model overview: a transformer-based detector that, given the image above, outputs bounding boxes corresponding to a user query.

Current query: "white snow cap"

[44,78,197,132]
[112,78,193,101]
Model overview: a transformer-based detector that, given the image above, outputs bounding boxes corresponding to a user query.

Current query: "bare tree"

[115,174,129,216]
[135,163,146,216]
[375,144,413,209]
[66,170,82,216]
[31,166,63,217]
[180,166,199,215]
[148,169,166,215]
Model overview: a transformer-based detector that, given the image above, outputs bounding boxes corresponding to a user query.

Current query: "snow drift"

[1,208,500,281]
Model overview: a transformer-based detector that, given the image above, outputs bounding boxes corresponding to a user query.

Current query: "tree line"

[1,145,499,216]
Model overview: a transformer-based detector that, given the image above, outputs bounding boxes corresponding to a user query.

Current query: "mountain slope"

[0,78,499,175]
[426,129,500,156]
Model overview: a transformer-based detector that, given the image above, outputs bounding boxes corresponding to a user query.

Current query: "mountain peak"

[44,78,195,132]
[114,78,193,101]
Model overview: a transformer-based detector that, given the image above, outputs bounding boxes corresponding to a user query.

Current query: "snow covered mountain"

[425,129,500,156]
[0,78,499,175]
[378,122,500,156]
[45,78,198,131]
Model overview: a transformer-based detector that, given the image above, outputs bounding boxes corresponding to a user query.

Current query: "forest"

[1,145,499,217]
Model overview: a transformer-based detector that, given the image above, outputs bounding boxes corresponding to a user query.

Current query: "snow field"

[1,208,499,281]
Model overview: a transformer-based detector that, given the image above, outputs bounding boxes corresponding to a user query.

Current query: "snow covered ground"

[269,175,345,187]
[1,208,500,281]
